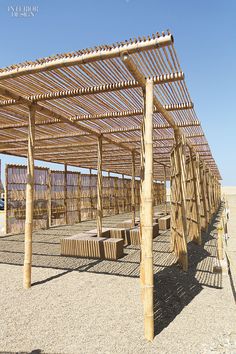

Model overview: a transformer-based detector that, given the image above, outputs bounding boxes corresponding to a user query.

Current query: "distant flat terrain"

[222,186,236,195]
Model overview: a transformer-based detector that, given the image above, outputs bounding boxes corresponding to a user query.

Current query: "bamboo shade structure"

[0,31,220,181]
[0,30,221,340]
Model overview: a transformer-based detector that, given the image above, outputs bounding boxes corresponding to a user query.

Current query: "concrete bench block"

[60,234,123,260]
[109,228,130,246]
[158,215,171,230]
[104,238,124,260]
[86,228,110,238]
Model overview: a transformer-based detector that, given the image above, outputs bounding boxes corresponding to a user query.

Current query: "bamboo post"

[89,168,93,219]
[190,149,201,244]
[199,161,208,230]
[140,120,145,302]
[142,78,154,341]
[122,174,125,213]
[131,151,136,227]
[97,135,103,237]
[114,177,119,214]
[46,169,51,229]
[108,171,111,215]
[23,104,36,289]
[78,172,81,222]
[64,163,68,224]
[163,166,167,215]
[4,165,8,234]
[174,132,188,271]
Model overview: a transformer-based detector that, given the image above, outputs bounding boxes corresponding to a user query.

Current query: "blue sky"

[0,0,235,185]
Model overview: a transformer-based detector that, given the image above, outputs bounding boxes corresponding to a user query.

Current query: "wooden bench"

[61,234,123,260]
[158,215,171,230]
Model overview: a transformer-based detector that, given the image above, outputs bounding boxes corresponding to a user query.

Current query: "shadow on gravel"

[0,206,224,337]
[154,207,223,336]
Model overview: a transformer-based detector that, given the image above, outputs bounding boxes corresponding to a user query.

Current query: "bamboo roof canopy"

[0,31,220,180]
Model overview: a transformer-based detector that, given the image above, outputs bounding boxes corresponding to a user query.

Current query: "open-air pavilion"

[0,30,221,341]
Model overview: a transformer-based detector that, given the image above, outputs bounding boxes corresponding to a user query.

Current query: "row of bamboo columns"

[22,77,219,341]
[170,134,221,272]
[22,78,157,341]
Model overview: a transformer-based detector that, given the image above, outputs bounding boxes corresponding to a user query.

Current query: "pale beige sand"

[222,186,236,195]
[0,208,236,354]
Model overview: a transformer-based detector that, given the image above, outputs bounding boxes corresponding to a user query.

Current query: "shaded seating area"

[0,30,221,341]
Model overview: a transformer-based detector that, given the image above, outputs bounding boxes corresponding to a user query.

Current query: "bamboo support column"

[174,132,188,271]
[4,165,8,234]
[108,171,111,215]
[190,148,201,244]
[163,166,167,215]
[140,118,145,303]
[114,177,119,214]
[89,168,93,219]
[131,151,136,227]
[199,160,208,230]
[78,172,81,223]
[97,135,103,237]
[141,78,154,341]
[122,174,125,213]
[64,163,68,224]
[47,169,51,229]
[23,104,36,289]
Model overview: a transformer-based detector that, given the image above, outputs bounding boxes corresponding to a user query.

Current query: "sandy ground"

[0,211,5,235]
[0,207,236,354]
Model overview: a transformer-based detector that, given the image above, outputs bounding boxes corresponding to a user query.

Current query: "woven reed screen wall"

[5,164,165,234]
[5,165,49,234]
[51,170,81,226]
[153,183,165,206]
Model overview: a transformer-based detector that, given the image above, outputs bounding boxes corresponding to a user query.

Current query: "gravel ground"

[0,207,236,354]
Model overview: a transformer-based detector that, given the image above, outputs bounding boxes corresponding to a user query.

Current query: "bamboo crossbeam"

[0,137,176,152]
[0,33,173,81]
[0,86,133,153]
[0,117,197,137]
[121,53,179,132]
[47,155,171,162]
[33,150,173,159]
[0,72,184,107]
[101,122,200,135]
[0,102,194,131]
[0,124,202,146]
[97,136,103,237]
[23,104,35,289]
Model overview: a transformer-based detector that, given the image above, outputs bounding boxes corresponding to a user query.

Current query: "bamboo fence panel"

[153,183,165,206]
[135,180,140,209]
[102,176,111,217]
[50,170,66,226]
[66,171,81,225]
[5,165,165,233]
[80,174,97,221]
[6,164,48,234]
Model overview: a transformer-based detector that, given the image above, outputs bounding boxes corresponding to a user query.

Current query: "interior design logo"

[8,5,39,17]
